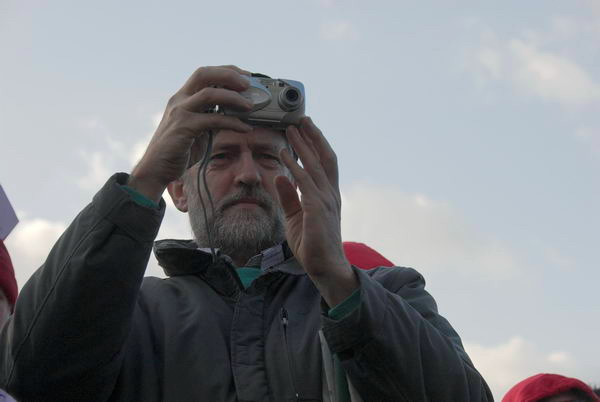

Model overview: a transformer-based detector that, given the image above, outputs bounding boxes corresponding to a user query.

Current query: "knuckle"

[169,105,191,121]
[194,66,210,76]
[221,64,240,72]
[167,104,180,118]
[167,93,182,106]
[223,68,237,77]
[326,195,340,212]
[325,202,336,213]
[205,114,234,129]
[324,153,337,164]
[295,168,310,180]
[196,87,219,105]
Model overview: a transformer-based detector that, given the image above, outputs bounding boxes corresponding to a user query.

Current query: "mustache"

[217,186,274,213]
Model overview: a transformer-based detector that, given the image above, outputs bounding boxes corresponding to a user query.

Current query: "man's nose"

[234,153,261,186]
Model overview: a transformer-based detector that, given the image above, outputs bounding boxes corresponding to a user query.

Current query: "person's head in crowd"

[0,239,18,327]
[503,373,600,402]
[167,126,293,266]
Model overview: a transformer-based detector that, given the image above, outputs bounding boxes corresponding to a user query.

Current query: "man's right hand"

[128,65,254,202]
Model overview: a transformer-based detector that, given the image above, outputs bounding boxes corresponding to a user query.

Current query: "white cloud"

[472,33,600,106]
[465,336,579,399]
[550,11,600,39]
[76,150,112,191]
[75,112,163,192]
[541,245,576,271]
[4,217,67,289]
[508,39,600,105]
[129,138,151,168]
[547,351,574,365]
[320,21,358,41]
[477,48,502,79]
[340,184,519,279]
[129,112,162,167]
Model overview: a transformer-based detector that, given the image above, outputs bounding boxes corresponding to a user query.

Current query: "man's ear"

[167,178,189,212]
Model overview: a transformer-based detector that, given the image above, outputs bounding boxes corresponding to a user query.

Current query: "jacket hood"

[153,239,302,277]
[153,239,214,277]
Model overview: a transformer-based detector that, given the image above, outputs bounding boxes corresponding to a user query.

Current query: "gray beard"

[187,184,286,265]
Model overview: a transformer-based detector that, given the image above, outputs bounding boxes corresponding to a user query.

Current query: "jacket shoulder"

[361,265,426,293]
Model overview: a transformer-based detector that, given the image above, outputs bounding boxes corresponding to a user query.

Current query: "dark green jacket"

[0,173,493,401]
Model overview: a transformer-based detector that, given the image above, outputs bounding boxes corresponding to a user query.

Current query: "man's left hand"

[275,117,359,308]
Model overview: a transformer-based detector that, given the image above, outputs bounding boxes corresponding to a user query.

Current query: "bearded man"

[0,66,492,401]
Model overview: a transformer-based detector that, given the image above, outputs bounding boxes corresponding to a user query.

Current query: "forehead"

[212,127,287,150]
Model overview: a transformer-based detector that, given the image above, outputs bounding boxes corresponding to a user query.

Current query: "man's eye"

[260,154,279,161]
[211,153,229,160]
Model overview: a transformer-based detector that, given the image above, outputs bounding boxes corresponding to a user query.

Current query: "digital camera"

[224,74,305,129]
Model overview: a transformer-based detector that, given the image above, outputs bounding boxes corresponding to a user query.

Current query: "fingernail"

[238,122,252,131]
[240,74,251,87]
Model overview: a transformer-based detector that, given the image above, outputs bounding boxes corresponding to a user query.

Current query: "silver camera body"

[224,75,305,129]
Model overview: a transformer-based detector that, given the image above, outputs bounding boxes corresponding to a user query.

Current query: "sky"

[1,0,599,398]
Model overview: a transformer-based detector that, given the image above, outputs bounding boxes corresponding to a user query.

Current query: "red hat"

[343,242,394,270]
[0,239,18,310]
[503,373,600,402]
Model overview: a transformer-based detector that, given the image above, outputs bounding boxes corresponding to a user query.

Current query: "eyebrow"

[212,142,282,153]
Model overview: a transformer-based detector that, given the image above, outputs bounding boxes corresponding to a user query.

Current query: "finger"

[178,111,253,136]
[274,175,302,220]
[286,125,330,191]
[180,66,250,95]
[299,117,339,188]
[279,146,320,200]
[300,129,320,163]
[216,65,252,76]
[182,87,253,113]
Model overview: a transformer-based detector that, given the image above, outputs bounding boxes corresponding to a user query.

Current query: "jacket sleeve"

[321,266,493,402]
[0,173,165,401]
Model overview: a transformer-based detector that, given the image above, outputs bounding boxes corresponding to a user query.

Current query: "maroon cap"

[343,241,394,270]
[0,239,18,310]
[503,373,600,402]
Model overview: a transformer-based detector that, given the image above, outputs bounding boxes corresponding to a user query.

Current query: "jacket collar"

[153,239,305,278]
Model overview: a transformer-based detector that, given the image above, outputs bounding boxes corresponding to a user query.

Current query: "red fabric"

[503,373,600,402]
[0,239,18,310]
[343,242,394,270]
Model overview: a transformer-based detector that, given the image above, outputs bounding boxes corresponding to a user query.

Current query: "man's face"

[0,289,11,329]
[181,127,291,262]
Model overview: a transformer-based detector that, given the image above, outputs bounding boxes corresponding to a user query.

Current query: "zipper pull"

[280,307,299,401]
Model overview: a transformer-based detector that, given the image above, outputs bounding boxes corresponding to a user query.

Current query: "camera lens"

[285,89,299,102]
[279,86,303,111]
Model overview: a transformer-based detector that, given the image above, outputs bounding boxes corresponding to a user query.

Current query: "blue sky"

[1,0,599,398]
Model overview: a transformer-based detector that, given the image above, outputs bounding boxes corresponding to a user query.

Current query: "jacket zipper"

[281,307,300,402]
